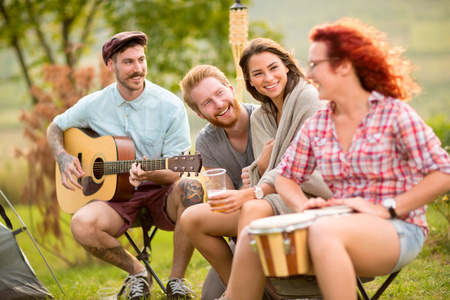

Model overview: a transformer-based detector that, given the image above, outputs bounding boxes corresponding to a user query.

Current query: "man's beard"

[207,97,242,129]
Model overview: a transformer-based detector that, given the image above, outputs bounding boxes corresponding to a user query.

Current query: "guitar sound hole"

[93,158,105,180]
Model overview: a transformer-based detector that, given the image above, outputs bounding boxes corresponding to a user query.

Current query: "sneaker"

[166,278,196,300]
[118,270,151,300]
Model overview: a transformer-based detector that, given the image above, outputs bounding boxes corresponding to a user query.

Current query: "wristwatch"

[254,186,264,199]
[382,198,397,219]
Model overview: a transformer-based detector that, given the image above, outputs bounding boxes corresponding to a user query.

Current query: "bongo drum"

[247,212,316,277]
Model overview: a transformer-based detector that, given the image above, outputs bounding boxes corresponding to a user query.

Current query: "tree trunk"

[74,0,103,65]
[24,0,55,64]
[0,0,38,104]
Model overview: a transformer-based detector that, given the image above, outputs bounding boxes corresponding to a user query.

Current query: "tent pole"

[0,189,66,296]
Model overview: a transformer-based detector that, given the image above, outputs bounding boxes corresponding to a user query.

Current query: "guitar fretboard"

[95,159,167,175]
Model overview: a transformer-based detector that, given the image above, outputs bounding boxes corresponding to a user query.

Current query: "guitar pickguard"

[82,176,103,196]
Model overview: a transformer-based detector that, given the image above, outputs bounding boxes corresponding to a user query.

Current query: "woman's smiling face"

[248,51,289,104]
[306,41,342,101]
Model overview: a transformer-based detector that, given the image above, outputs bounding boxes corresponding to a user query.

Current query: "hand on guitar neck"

[129,156,181,187]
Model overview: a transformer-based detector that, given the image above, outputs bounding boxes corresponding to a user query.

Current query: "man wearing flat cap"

[47,31,202,300]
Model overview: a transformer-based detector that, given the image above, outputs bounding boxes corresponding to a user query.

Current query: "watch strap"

[388,207,397,219]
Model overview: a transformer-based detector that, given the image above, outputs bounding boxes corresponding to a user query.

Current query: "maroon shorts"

[106,181,176,237]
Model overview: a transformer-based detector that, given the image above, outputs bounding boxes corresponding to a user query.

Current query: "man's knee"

[70,212,95,240]
[176,177,204,208]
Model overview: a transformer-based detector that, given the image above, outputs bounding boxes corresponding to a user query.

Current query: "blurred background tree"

[0,0,103,104]
[0,0,281,99]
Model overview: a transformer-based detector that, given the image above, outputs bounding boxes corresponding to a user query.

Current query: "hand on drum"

[207,189,249,214]
[329,197,390,218]
[301,197,333,211]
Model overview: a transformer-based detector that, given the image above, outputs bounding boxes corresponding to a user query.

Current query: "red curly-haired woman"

[273,18,450,299]
[219,18,450,300]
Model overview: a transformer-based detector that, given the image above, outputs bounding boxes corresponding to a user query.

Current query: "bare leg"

[308,213,400,300]
[165,178,204,279]
[71,201,145,275]
[180,202,239,284]
[226,200,274,300]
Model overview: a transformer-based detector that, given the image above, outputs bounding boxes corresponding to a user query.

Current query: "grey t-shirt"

[196,103,257,189]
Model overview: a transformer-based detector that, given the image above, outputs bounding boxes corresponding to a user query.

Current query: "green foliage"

[431,193,450,240]
[427,114,450,240]
[427,114,450,150]
[0,0,280,96]
[102,0,280,91]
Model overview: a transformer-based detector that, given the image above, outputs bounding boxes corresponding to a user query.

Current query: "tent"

[0,201,54,300]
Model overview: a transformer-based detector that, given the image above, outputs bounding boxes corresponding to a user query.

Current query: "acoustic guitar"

[55,128,202,214]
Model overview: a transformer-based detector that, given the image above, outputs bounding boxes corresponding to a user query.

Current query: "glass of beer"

[202,168,227,212]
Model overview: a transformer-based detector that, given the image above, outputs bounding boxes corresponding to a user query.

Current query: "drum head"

[304,205,353,217]
[248,212,316,234]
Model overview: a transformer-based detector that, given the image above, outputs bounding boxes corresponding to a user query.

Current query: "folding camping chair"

[265,273,401,299]
[124,207,167,294]
[357,271,401,300]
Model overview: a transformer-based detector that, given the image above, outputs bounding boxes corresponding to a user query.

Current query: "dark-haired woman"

[181,38,331,294]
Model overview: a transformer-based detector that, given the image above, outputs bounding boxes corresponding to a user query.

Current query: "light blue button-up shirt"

[53,79,191,159]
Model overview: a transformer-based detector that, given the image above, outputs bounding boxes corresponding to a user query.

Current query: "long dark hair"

[239,38,307,115]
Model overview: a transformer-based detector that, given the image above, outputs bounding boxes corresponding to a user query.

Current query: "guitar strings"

[91,160,166,171]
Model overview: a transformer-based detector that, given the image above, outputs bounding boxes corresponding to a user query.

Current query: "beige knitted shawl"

[249,78,332,213]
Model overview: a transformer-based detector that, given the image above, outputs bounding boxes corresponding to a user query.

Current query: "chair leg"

[357,277,370,300]
[125,229,167,294]
[357,271,401,300]
[370,271,400,300]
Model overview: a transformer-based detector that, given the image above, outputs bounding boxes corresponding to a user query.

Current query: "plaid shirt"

[278,91,450,235]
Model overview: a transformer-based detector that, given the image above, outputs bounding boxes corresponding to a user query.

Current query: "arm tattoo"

[47,124,65,158]
[178,179,204,208]
[86,245,135,273]
[57,152,73,174]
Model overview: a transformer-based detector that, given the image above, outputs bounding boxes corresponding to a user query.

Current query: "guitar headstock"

[167,153,202,176]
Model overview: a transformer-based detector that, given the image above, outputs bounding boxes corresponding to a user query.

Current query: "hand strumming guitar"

[56,150,85,191]
[47,122,85,191]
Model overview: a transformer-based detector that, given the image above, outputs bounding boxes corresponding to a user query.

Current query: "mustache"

[129,72,145,78]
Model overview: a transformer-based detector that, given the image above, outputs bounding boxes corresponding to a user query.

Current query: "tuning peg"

[181,151,185,155]
[187,172,191,177]
[195,172,199,176]
[179,172,183,177]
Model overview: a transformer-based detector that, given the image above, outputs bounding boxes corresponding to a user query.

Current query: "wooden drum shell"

[248,213,316,277]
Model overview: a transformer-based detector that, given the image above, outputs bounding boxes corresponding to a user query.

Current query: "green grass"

[4,203,210,300]
[1,203,448,300]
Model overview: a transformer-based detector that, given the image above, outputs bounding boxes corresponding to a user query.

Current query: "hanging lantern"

[229,0,248,102]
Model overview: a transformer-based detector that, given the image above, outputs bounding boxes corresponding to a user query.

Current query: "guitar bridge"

[78,152,82,185]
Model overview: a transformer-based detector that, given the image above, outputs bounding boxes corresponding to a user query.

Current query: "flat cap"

[102,31,148,65]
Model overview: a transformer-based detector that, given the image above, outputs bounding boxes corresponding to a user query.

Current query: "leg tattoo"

[177,179,204,208]
[87,245,135,273]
